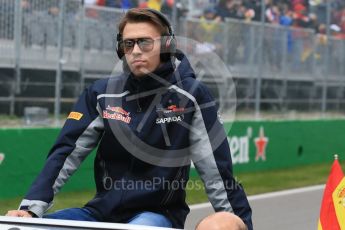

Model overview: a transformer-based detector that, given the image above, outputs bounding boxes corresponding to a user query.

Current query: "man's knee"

[195,212,247,230]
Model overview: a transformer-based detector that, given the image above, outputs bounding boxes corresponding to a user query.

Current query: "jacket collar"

[124,50,195,93]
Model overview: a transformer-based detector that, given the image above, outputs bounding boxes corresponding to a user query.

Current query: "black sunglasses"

[120,37,160,54]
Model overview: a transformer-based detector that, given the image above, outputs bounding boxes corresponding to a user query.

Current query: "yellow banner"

[332,177,345,229]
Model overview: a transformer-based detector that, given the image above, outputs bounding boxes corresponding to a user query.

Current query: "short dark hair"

[118,8,170,36]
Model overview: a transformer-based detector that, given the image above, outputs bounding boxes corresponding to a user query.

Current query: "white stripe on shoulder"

[52,116,104,194]
[173,84,234,213]
[97,91,130,100]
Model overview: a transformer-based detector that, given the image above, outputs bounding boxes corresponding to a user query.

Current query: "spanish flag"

[318,155,344,230]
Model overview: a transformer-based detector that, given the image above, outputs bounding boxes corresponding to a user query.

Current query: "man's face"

[122,22,162,77]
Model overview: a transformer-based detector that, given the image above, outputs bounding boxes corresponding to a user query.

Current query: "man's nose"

[132,42,142,54]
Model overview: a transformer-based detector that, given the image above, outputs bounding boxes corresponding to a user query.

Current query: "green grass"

[0,162,340,215]
[237,163,333,195]
[185,163,336,204]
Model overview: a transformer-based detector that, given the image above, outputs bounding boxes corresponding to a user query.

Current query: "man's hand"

[5,210,33,217]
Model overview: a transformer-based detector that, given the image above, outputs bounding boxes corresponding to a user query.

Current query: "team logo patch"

[103,106,131,124]
[156,105,185,114]
[156,105,185,124]
[67,112,83,121]
[0,153,5,165]
[156,115,184,124]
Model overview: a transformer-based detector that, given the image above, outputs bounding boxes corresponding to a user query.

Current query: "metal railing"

[0,0,345,120]
[180,17,345,81]
[180,17,345,117]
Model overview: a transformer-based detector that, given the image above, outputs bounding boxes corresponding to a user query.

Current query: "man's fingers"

[22,213,33,217]
[5,210,19,216]
[5,210,32,217]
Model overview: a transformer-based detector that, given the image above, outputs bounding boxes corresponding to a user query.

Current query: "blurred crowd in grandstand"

[0,0,344,57]
[1,0,344,39]
[84,0,345,39]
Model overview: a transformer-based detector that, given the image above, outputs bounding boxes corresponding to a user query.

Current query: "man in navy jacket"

[7,8,252,230]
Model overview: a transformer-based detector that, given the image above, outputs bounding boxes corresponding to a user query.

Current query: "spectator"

[137,0,161,10]
[161,0,188,21]
[292,3,311,28]
[265,4,281,24]
[106,0,138,9]
[316,23,327,44]
[201,7,222,23]
[85,0,100,18]
[194,7,222,53]
[106,0,122,8]
[308,13,319,32]
[160,0,174,18]
[291,0,308,9]
[309,0,327,24]
[243,0,262,21]
[147,0,162,11]
[21,0,32,13]
[289,3,314,70]
[244,8,255,22]
[85,0,98,6]
[216,0,245,21]
[279,3,293,27]
[331,24,345,40]
[138,1,148,8]
[280,3,293,53]
[263,3,283,71]
[333,4,345,36]
[237,3,250,20]
[97,0,106,6]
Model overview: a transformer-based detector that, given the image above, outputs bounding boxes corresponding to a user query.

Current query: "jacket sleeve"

[189,83,253,230]
[18,85,104,217]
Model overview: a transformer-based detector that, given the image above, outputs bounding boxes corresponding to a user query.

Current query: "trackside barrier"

[1,119,345,199]
[223,119,345,173]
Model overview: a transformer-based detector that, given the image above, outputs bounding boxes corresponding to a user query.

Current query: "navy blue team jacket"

[19,51,253,229]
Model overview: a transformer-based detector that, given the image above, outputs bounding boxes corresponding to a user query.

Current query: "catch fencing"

[0,0,344,119]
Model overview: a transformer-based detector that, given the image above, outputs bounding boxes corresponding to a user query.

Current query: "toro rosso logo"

[103,106,131,124]
[156,105,185,114]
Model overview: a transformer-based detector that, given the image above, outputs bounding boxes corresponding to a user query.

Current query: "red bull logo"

[104,106,131,124]
[106,106,130,116]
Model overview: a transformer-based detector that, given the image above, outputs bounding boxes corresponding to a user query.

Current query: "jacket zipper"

[118,155,135,206]
[100,157,110,190]
[136,88,142,112]
[161,168,183,205]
